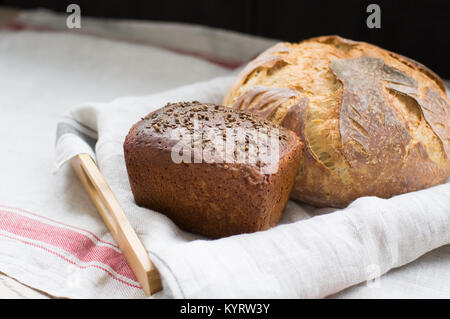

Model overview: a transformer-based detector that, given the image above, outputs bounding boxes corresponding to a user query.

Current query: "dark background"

[3,0,450,78]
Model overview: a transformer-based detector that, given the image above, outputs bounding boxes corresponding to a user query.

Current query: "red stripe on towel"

[5,21,50,31]
[0,209,137,283]
[0,232,141,289]
[0,204,119,249]
[4,21,244,69]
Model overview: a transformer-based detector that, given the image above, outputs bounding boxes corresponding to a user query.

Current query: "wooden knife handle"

[70,153,162,296]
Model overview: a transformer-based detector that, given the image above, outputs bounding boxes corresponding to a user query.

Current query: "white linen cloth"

[0,9,449,298]
[13,8,277,67]
[0,28,230,298]
[54,76,450,298]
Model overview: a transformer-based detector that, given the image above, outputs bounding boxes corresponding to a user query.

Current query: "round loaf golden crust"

[223,35,450,208]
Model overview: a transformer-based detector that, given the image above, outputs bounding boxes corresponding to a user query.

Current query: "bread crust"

[223,35,450,207]
[124,102,303,237]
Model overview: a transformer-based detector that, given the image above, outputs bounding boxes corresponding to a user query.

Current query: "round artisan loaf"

[223,35,450,208]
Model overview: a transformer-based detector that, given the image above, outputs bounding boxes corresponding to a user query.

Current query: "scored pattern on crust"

[385,83,450,158]
[223,42,291,104]
[231,86,301,120]
[330,56,413,169]
[331,56,450,168]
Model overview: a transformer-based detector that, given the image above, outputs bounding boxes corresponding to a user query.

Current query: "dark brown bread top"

[124,102,304,237]
[126,101,300,176]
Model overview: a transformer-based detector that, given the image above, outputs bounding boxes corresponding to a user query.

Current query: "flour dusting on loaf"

[223,35,450,207]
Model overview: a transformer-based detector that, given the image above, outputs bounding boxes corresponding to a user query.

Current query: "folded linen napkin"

[55,76,450,298]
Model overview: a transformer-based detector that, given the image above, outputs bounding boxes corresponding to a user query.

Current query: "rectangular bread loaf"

[124,101,302,238]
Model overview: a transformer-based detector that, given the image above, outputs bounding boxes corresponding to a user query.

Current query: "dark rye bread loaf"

[124,101,303,238]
